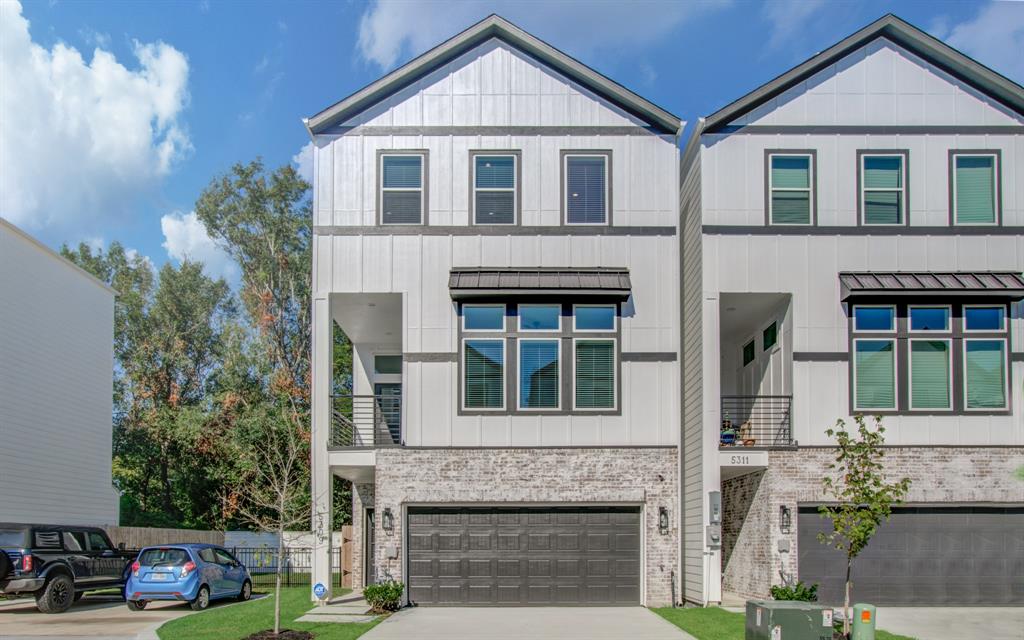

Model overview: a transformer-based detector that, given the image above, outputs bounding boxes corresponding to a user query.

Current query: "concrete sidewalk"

[297,591,378,624]
[876,607,1024,640]
[360,606,695,640]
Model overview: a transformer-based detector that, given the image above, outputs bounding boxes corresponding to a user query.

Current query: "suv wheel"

[190,585,210,611]
[126,599,148,611]
[35,574,74,613]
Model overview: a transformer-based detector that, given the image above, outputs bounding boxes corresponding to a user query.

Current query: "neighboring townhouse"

[680,15,1024,607]
[0,218,119,526]
[307,16,683,606]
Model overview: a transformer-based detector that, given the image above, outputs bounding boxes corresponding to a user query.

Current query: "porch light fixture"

[658,507,670,535]
[382,507,394,533]
[779,505,792,534]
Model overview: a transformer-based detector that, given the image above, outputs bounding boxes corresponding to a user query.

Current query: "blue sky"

[3,0,1022,279]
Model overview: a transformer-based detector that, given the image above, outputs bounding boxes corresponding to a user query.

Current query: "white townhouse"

[680,15,1024,607]
[306,16,684,606]
[0,218,119,526]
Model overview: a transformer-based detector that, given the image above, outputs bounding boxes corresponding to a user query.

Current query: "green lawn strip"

[157,587,381,640]
[652,606,916,640]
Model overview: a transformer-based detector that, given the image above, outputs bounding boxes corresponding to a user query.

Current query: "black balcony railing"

[720,395,793,448]
[330,392,401,447]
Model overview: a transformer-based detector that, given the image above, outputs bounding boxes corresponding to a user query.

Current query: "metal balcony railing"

[720,395,793,448]
[330,392,401,447]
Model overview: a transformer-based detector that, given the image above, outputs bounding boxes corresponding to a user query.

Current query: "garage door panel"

[799,506,1024,605]
[408,506,641,605]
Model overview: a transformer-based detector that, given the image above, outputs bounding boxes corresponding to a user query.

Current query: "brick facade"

[721,447,1024,599]
[349,447,679,606]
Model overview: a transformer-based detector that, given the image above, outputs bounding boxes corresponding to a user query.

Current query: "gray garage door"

[407,506,641,606]
[799,506,1024,605]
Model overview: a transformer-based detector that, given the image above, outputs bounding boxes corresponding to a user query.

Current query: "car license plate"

[149,572,170,581]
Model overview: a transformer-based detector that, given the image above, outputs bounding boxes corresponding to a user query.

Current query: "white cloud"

[761,0,825,51]
[160,211,237,281]
[0,0,191,230]
[292,142,314,183]
[937,1,1024,83]
[357,0,729,71]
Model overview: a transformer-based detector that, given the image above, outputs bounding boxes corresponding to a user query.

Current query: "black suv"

[0,523,137,613]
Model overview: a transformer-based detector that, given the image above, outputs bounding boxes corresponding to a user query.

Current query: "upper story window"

[853,305,895,332]
[951,152,999,225]
[564,153,609,225]
[909,306,950,332]
[860,152,907,225]
[767,152,814,225]
[460,302,619,414]
[762,322,778,350]
[742,340,755,366]
[380,153,425,225]
[964,305,1005,332]
[473,153,518,225]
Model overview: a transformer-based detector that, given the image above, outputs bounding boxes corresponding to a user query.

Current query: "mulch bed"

[243,630,314,640]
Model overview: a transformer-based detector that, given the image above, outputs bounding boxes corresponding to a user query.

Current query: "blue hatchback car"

[125,544,251,611]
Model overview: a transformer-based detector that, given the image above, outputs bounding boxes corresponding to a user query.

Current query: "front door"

[365,509,376,586]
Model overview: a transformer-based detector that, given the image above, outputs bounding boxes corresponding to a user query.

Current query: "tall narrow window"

[473,154,516,225]
[768,154,813,225]
[964,340,1007,410]
[464,340,504,409]
[381,154,424,224]
[910,340,951,410]
[575,339,615,409]
[565,154,608,224]
[853,340,896,410]
[861,154,906,225]
[762,322,778,350]
[742,340,755,366]
[519,340,560,409]
[952,153,997,225]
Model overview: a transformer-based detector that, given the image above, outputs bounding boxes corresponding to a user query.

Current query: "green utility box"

[745,600,835,640]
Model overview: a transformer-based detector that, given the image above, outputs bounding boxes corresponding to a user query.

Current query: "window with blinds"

[381,154,424,224]
[519,340,560,409]
[474,155,516,224]
[965,340,1007,410]
[769,154,813,225]
[464,340,504,409]
[565,155,608,224]
[861,154,906,225]
[910,340,951,410]
[575,339,615,409]
[953,154,997,224]
[854,340,896,410]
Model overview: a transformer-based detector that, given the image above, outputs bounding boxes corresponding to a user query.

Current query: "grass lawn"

[652,606,917,640]
[157,587,381,640]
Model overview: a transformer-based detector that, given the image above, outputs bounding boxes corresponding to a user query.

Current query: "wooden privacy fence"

[103,525,224,549]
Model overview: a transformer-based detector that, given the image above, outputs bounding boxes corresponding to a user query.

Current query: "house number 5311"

[730,455,751,465]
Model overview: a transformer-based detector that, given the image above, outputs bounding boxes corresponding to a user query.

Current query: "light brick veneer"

[721,447,1024,599]
[350,447,678,606]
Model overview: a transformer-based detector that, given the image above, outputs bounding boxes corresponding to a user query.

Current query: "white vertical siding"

[0,222,118,526]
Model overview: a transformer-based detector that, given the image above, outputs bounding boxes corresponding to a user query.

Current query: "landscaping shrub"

[770,581,819,602]
[363,580,404,613]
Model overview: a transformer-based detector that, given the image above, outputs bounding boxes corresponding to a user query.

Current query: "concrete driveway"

[0,594,199,640]
[361,607,695,640]
[876,607,1024,640]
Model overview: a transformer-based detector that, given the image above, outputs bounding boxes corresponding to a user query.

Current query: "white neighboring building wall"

[0,219,118,526]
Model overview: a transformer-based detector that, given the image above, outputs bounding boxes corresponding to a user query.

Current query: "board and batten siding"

[0,221,118,526]
[679,144,706,604]
[311,38,680,449]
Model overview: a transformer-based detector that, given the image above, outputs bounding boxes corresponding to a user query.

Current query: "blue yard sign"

[313,582,326,599]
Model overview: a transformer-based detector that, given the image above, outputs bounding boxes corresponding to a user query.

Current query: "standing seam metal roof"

[839,271,1024,299]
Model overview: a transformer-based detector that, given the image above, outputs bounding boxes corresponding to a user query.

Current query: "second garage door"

[407,506,641,606]
[799,506,1024,605]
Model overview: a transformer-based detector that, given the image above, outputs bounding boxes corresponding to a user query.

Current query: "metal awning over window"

[839,271,1024,300]
[449,268,631,300]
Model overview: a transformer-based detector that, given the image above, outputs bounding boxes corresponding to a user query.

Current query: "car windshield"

[139,548,190,566]
[0,530,26,547]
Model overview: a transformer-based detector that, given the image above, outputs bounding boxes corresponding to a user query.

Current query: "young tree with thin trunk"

[818,415,910,638]
[229,414,310,637]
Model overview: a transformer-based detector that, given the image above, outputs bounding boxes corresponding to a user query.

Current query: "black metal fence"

[331,393,401,447]
[720,395,793,447]
[230,547,346,588]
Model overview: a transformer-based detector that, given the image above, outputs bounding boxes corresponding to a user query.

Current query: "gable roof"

[703,14,1024,133]
[305,15,683,136]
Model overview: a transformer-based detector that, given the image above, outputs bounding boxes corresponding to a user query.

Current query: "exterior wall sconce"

[382,507,394,533]
[779,505,792,534]
[658,507,670,535]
